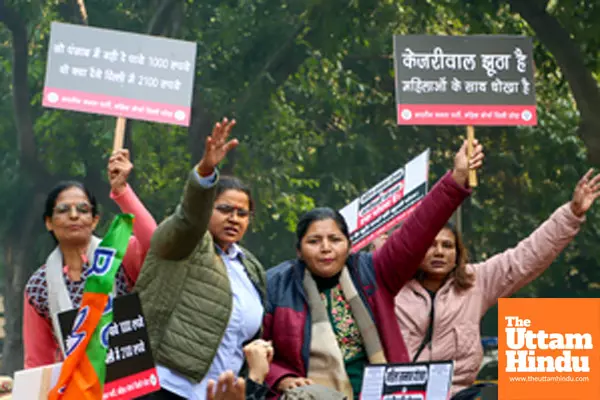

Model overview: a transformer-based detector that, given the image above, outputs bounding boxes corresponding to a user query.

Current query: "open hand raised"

[570,168,600,217]
[197,117,238,176]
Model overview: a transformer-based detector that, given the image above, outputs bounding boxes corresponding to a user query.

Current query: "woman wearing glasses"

[135,118,270,400]
[23,149,157,368]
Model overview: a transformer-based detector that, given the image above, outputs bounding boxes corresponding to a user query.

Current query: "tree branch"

[233,20,306,117]
[0,0,43,178]
[507,0,600,163]
[187,89,213,164]
[117,0,179,173]
[147,0,179,35]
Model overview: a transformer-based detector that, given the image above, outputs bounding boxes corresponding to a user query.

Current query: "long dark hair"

[43,181,98,242]
[296,207,350,250]
[445,222,475,289]
[417,222,474,289]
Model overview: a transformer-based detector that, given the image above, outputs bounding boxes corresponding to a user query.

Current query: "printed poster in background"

[43,22,197,126]
[360,361,454,400]
[393,35,537,126]
[58,293,159,400]
[339,149,429,253]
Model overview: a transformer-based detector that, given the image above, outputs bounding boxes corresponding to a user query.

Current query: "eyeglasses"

[53,202,93,215]
[214,204,250,218]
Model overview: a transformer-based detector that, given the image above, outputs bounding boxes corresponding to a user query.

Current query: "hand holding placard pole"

[466,125,478,187]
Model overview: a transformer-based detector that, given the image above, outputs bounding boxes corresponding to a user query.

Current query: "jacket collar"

[406,275,455,298]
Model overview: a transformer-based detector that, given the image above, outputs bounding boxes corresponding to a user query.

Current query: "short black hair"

[216,175,254,213]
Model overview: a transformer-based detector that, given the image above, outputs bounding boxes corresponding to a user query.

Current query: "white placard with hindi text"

[340,150,429,252]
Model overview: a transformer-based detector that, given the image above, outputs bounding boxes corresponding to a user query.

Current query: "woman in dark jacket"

[264,140,484,399]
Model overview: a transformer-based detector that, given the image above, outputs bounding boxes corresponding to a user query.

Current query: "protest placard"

[361,361,454,400]
[339,150,429,252]
[58,293,159,400]
[393,35,536,126]
[43,22,197,127]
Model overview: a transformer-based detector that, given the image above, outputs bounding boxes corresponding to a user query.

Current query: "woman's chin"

[310,264,344,278]
[423,269,452,280]
[57,233,91,246]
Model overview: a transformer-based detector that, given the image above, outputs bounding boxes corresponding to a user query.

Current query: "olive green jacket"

[135,169,266,382]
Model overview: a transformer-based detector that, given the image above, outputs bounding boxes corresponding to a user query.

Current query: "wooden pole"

[466,125,477,187]
[113,117,127,151]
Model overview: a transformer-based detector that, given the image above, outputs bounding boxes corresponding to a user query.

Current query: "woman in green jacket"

[136,118,269,400]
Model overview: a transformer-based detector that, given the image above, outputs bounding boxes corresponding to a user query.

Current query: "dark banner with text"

[59,293,159,399]
[393,35,537,126]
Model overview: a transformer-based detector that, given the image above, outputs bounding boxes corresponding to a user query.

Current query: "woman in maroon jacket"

[263,140,484,399]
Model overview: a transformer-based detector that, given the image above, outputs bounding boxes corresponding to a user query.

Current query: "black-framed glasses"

[214,204,250,218]
[54,202,93,215]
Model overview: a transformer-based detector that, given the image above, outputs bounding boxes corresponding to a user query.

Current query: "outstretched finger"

[220,371,235,393]
[213,117,232,142]
[588,172,600,188]
[223,139,239,154]
[205,135,214,151]
[223,118,236,139]
[579,168,595,187]
[216,118,229,139]
[207,380,216,400]
[211,121,223,141]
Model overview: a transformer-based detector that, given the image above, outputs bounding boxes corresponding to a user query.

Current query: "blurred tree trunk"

[0,0,179,374]
[508,0,600,164]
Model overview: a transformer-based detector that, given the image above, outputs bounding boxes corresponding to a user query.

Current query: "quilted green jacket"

[135,169,266,382]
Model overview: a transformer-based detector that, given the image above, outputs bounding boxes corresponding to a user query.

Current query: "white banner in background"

[339,149,429,252]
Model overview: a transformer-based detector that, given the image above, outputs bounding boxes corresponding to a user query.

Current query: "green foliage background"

[1,0,599,373]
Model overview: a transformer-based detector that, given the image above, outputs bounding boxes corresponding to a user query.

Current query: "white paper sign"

[361,361,454,400]
[340,150,430,252]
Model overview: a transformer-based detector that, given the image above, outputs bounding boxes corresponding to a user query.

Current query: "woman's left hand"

[570,168,600,217]
[108,149,133,195]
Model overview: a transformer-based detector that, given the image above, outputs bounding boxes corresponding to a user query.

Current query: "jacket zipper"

[429,294,435,362]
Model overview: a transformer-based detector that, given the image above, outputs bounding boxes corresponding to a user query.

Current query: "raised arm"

[477,169,600,311]
[108,149,158,282]
[151,118,238,261]
[372,140,484,295]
